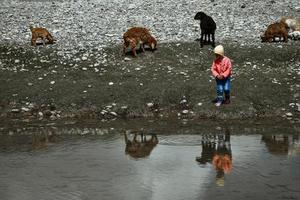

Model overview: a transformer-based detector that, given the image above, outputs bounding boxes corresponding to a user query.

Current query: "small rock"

[124,57,131,61]
[216,126,222,131]
[285,112,293,117]
[108,82,114,85]
[21,107,30,112]
[180,99,187,104]
[121,106,128,109]
[11,109,20,113]
[182,110,189,114]
[110,112,117,116]
[147,103,154,107]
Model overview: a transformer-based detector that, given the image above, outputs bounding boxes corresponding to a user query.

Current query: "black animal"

[194,12,216,47]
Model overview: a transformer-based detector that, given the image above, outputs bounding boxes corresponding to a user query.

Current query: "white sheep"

[280,17,300,32]
[288,31,300,40]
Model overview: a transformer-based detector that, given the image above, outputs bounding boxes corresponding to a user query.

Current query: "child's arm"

[211,61,219,78]
[221,58,232,78]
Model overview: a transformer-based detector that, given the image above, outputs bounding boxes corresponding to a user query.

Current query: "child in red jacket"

[211,45,232,106]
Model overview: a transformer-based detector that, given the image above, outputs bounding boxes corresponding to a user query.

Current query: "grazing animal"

[123,27,157,57]
[288,31,300,40]
[261,21,289,42]
[30,26,54,46]
[280,16,300,32]
[194,11,216,47]
[124,131,158,159]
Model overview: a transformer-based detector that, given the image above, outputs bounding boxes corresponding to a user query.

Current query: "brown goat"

[30,26,54,46]
[123,27,157,57]
[124,131,158,159]
[261,21,289,42]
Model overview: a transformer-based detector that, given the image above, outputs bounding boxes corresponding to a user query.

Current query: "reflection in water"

[124,131,159,159]
[32,131,57,149]
[262,134,300,156]
[196,128,232,186]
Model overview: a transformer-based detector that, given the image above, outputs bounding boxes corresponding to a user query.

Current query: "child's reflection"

[196,128,232,186]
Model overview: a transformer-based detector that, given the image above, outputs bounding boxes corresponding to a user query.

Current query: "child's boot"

[224,92,230,104]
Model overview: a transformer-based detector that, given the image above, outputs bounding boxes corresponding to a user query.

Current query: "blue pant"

[216,77,231,102]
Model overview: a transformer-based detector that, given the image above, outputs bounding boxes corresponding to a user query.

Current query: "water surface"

[0,120,300,200]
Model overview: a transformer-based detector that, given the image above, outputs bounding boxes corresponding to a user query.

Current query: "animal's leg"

[124,132,129,143]
[141,44,145,53]
[31,35,37,46]
[123,43,127,55]
[31,38,36,46]
[42,36,46,46]
[133,134,138,142]
[212,33,215,47]
[47,34,53,44]
[200,32,204,48]
[207,34,211,42]
[132,47,137,57]
[283,34,288,42]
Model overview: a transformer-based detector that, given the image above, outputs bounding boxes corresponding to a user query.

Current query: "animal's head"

[260,33,267,42]
[280,21,289,30]
[194,12,207,20]
[148,36,157,50]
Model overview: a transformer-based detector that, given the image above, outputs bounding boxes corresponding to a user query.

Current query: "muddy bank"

[0,41,299,121]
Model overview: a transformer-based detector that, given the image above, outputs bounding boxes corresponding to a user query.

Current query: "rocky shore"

[0,0,299,122]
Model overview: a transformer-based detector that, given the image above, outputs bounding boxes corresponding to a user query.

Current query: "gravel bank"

[1,0,299,49]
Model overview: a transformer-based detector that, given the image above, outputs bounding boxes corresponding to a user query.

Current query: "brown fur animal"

[124,131,158,159]
[261,21,289,42]
[123,27,157,57]
[30,26,54,46]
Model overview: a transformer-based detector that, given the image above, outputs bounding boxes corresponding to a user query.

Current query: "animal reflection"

[262,134,300,156]
[124,131,158,159]
[32,131,56,149]
[196,128,232,186]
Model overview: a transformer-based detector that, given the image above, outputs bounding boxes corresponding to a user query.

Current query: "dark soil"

[0,40,299,121]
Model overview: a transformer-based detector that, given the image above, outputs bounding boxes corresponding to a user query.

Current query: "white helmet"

[213,45,224,56]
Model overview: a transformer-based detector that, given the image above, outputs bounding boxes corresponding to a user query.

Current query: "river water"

[0,119,300,200]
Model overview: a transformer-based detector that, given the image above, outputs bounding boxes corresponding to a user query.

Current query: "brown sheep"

[261,21,289,42]
[30,26,54,46]
[123,27,157,57]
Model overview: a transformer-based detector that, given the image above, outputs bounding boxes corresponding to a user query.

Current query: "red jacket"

[211,56,232,78]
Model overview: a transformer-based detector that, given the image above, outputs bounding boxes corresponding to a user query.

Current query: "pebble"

[147,103,154,107]
[182,110,189,114]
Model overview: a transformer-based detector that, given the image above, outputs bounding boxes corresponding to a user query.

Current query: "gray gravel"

[1,0,299,50]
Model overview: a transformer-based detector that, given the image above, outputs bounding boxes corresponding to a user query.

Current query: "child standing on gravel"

[211,45,232,107]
